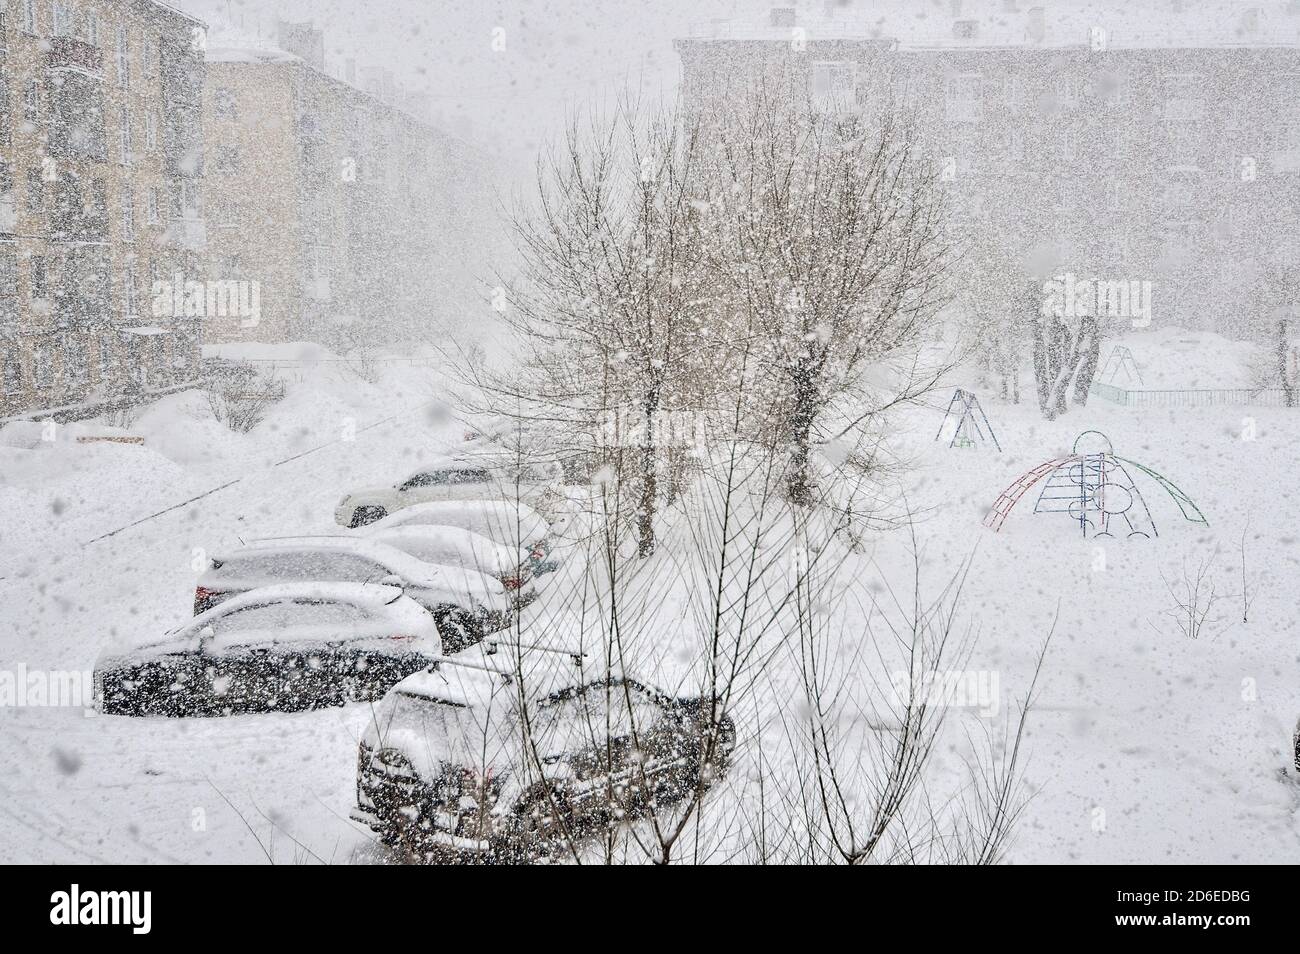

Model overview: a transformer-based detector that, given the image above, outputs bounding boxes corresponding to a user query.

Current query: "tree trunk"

[1278,318,1294,408]
[1072,317,1101,406]
[786,366,818,508]
[637,391,658,557]
[1029,282,1052,417]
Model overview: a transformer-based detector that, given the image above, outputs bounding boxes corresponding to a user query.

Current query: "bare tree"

[1239,519,1257,625]
[483,97,716,557]
[203,363,285,433]
[437,419,1048,866]
[1157,551,1231,641]
[699,78,953,507]
[957,246,1024,404]
[1030,277,1104,420]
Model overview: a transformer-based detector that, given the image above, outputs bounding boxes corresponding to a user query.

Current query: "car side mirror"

[198,625,215,648]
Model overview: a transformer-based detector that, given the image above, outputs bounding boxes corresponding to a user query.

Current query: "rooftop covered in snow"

[681,0,1300,51]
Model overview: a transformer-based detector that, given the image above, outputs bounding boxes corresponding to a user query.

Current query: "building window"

[145,111,157,151]
[119,104,132,165]
[213,87,237,120]
[32,341,52,389]
[90,178,106,221]
[52,2,73,38]
[0,246,17,323]
[2,352,20,394]
[96,337,112,379]
[121,190,133,239]
[25,167,43,211]
[1096,70,1125,106]
[810,62,855,105]
[115,26,129,89]
[21,0,37,34]
[143,38,157,76]
[212,145,241,174]
[83,9,99,47]
[946,73,983,123]
[146,187,160,224]
[1058,76,1083,109]
[123,267,136,316]
[173,179,200,220]
[63,336,87,386]
[23,81,39,123]
[30,256,47,298]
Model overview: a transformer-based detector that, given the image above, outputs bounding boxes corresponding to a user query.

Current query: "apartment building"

[201,21,491,346]
[675,1,1300,336]
[0,0,206,421]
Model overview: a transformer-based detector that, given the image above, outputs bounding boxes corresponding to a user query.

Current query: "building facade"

[201,21,490,347]
[0,0,206,421]
[675,1,1300,338]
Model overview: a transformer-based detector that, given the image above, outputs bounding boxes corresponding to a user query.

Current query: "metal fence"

[1088,381,1298,408]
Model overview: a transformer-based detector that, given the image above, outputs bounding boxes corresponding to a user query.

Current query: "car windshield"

[210,551,392,584]
[400,468,492,490]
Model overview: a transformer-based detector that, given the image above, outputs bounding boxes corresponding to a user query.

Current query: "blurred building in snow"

[0,0,207,421]
[200,20,494,347]
[676,1,1300,338]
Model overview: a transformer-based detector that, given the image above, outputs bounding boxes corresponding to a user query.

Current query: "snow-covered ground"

[1,333,1297,864]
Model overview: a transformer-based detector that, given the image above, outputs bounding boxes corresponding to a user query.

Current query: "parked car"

[95,583,441,717]
[366,525,537,607]
[334,454,559,528]
[351,645,736,862]
[194,537,512,651]
[360,500,561,576]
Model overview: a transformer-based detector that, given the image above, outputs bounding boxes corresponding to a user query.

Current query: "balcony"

[47,36,105,77]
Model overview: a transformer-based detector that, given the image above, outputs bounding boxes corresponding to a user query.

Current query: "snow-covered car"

[360,500,561,576]
[333,454,559,528]
[351,645,736,862]
[194,537,512,651]
[366,525,537,608]
[94,584,441,717]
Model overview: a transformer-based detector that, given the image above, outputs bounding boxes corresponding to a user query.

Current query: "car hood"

[340,484,397,503]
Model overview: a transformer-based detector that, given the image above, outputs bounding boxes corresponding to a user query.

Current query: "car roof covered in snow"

[103,582,414,659]
[196,580,406,614]
[370,499,550,537]
[368,525,526,559]
[391,638,587,700]
[404,454,493,474]
[212,536,507,597]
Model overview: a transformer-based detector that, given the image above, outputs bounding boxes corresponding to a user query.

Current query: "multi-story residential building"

[675,1,1300,338]
[201,20,494,346]
[0,0,206,421]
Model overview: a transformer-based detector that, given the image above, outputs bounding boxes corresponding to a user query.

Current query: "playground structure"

[935,388,1001,451]
[983,430,1207,538]
[1095,344,1144,387]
